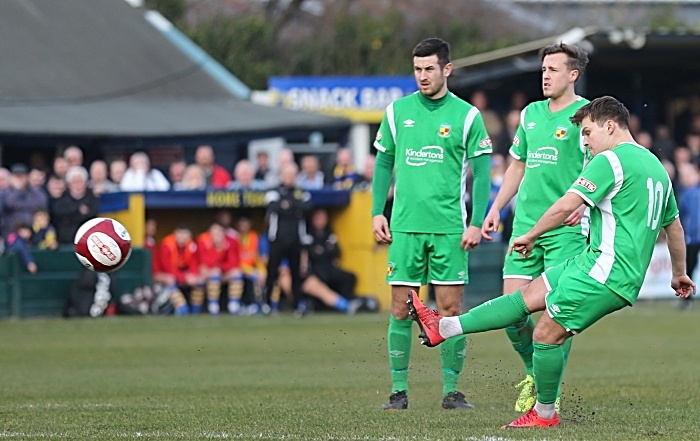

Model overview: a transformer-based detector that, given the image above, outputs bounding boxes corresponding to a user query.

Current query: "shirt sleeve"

[509,108,528,161]
[465,110,492,159]
[566,153,617,207]
[373,103,396,156]
[661,178,680,227]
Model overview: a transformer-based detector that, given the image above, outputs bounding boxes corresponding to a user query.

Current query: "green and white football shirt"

[374,92,492,234]
[510,97,590,237]
[567,143,679,304]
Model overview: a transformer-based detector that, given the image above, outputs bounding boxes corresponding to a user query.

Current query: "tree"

[186,16,284,90]
[147,0,528,89]
[144,0,186,25]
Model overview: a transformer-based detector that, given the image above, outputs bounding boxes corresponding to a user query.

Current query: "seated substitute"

[197,222,243,315]
[408,96,696,430]
[301,208,363,314]
[159,225,203,315]
[235,213,267,314]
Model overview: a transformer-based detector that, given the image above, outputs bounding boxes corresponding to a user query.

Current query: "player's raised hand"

[509,234,534,258]
[563,204,587,226]
[372,215,392,244]
[671,274,696,298]
[481,209,500,242]
[461,226,482,250]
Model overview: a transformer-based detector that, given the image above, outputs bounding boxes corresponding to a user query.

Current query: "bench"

[0,247,151,318]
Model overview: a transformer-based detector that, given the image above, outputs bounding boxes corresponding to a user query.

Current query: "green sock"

[388,315,413,393]
[458,291,529,334]
[440,334,466,397]
[556,336,574,399]
[505,316,535,376]
[533,342,564,405]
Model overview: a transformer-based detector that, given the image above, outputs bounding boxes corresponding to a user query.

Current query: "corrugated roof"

[0,0,349,137]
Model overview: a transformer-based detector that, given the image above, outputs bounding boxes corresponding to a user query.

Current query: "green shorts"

[503,233,587,280]
[386,232,467,286]
[541,259,630,334]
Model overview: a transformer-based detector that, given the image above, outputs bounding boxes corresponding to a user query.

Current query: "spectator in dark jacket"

[2,164,48,237]
[300,208,362,314]
[51,166,100,244]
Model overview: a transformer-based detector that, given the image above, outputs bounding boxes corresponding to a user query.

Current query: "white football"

[74,218,132,273]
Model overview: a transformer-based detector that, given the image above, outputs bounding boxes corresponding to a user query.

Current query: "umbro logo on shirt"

[404,119,415,128]
[527,122,537,130]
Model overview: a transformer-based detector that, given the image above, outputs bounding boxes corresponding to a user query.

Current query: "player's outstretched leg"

[406,290,445,347]
[408,289,531,345]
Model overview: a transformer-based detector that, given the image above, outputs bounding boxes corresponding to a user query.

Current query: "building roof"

[0,0,350,138]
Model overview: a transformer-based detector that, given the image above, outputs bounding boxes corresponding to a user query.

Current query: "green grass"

[0,301,699,440]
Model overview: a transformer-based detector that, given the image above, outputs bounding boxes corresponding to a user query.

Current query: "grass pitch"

[0,301,699,440]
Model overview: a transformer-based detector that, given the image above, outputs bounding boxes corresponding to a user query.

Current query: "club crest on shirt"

[555,126,568,140]
[438,124,451,138]
[574,177,597,192]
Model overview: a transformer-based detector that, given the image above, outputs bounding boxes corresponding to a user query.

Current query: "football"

[74,218,132,272]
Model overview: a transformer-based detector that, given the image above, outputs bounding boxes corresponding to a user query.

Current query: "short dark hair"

[539,42,589,80]
[413,38,451,68]
[211,220,227,230]
[570,96,630,129]
[12,221,32,232]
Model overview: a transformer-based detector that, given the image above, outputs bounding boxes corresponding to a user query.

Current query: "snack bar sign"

[269,76,416,112]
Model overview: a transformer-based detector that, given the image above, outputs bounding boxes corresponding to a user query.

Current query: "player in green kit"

[372,38,492,410]
[408,96,696,429]
[481,43,590,413]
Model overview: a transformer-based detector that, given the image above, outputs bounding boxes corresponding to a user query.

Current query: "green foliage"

[0,303,699,440]
[186,16,284,90]
[298,6,412,75]
[144,0,186,25]
[288,5,521,77]
[178,4,525,89]
[649,4,682,32]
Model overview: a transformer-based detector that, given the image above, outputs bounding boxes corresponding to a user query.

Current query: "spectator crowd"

[0,144,378,317]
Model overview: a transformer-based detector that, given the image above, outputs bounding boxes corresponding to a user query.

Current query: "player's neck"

[615,132,636,148]
[548,89,577,113]
[418,88,450,109]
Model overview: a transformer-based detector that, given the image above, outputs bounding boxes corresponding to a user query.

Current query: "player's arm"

[494,112,528,212]
[371,108,397,244]
[511,192,583,257]
[493,159,525,213]
[481,159,524,240]
[664,218,696,298]
[662,183,696,297]
[482,118,527,240]
[371,151,394,244]
[463,110,492,249]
